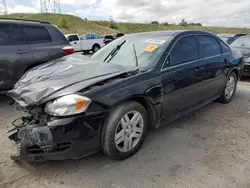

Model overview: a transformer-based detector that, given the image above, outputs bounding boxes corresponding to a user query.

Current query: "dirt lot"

[0,80,250,188]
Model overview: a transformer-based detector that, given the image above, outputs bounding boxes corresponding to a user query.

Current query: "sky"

[4,0,250,28]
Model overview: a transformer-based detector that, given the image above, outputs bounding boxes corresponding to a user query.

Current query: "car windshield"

[230,37,250,47]
[91,35,172,70]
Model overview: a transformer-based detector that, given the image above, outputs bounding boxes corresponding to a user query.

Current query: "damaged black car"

[7,30,243,162]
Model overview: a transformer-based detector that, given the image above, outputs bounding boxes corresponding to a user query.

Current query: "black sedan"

[8,30,243,162]
[230,35,250,76]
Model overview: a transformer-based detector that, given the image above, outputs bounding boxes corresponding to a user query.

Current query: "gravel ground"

[0,80,250,188]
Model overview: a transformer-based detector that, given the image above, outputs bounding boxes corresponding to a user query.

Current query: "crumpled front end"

[8,110,104,162]
[7,55,137,162]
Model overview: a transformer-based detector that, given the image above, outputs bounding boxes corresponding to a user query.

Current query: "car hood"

[8,55,137,108]
[231,46,250,58]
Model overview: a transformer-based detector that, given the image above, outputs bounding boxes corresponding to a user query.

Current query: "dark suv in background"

[103,33,124,45]
[0,18,74,92]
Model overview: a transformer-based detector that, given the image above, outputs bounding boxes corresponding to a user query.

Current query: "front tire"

[102,101,148,160]
[218,72,237,103]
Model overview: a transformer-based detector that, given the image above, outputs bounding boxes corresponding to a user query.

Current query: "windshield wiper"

[104,40,126,62]
[132,43,139,67]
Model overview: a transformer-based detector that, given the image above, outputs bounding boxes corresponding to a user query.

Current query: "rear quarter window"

[46,25,69,45]
[23,25,52,44]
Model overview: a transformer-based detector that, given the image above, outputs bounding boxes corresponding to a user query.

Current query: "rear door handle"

[224,59,228,64]
[16,50,28,55]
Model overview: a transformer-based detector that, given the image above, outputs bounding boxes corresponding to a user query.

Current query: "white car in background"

[65,33,105,53]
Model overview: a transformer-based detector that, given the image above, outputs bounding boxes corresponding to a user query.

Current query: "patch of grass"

[0,13,117,34]
[92,21,250,34]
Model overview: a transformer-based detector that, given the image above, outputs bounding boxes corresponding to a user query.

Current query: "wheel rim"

[93,46,99,52]
[115,111,144,152]
[225,75,236,99]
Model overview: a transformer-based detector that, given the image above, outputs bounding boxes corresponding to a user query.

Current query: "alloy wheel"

[115,111,144,152]
[225,75,236,99]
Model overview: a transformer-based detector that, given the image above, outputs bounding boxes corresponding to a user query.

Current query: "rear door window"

[197,36,221,58]
[170,35,199,66]
[23,25,52,44]
[0,23,26,46]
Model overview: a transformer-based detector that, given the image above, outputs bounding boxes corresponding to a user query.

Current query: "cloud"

[60,0,99,6]
[8,5,38,13]
[111,0,250,27]
[5,0,250,28]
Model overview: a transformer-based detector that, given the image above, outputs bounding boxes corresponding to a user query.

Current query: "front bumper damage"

[8,114,104,162]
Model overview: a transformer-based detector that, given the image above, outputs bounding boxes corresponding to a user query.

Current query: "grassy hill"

[92,20,250,34]
[0,13,249,35]
[0,13,117,34]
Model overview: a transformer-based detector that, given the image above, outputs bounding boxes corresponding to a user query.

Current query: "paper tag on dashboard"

[144,44,158,52]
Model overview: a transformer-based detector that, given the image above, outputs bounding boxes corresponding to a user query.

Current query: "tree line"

[151,19,202,26]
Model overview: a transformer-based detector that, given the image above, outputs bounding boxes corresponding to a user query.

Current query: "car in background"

[0,18,74,92]
[227,33,249,44]
[65,33,105,53]
[217,34,234,43]
[8,30,243,162]
[103,33,125,45]
[230,35,250,76]
[103,35,114,45]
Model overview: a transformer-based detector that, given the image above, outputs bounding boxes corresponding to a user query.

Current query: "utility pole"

[40,0,61,14]
[0,0,8,15]
[54,0,61,14]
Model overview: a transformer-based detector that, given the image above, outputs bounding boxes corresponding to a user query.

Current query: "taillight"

[62,46,75,54]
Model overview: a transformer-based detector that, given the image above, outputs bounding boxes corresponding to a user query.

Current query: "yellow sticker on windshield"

[144,44,158,52]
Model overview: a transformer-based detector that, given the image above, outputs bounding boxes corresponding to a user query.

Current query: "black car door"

[0,23,33,91]
[22,24,52,67]
[196,35,227,99]
[161,35,207,118]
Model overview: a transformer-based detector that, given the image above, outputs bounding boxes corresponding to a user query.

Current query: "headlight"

[44,94,92,116]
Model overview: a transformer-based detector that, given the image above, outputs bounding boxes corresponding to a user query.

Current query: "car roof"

[0,18,51,25]
[234,35,250,39]
[65,34,78,37]
[126,30,216,39]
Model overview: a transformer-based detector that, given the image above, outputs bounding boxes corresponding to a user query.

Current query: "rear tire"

[102,101,148,160]
[92,44,100,53]
[217,72,237,103]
